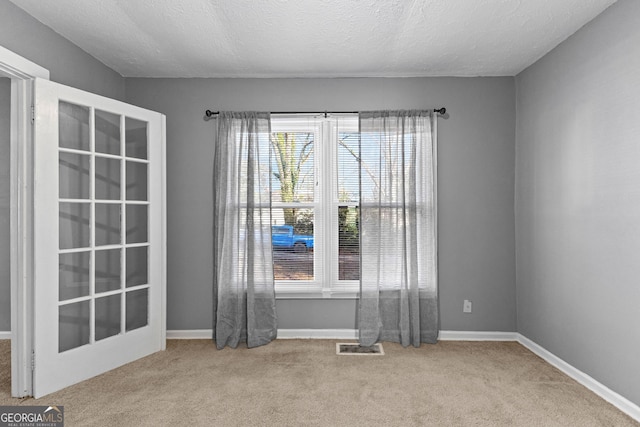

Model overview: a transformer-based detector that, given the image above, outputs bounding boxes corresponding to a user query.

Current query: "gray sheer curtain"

[358,110,438,347]
[212,112,277,349]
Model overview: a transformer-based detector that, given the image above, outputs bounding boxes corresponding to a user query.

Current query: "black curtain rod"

[204,108,446,119]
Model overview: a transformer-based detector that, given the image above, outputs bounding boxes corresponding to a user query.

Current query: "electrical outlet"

[463,300,472,313]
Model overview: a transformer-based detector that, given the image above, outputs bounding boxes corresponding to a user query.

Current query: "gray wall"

[125,77,517,332]
[0,1,125,101]
[0,77,10,330]
[0,2,126,332]
[515,0,640,407]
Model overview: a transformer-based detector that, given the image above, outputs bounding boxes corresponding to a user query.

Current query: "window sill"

[275,288,359,300]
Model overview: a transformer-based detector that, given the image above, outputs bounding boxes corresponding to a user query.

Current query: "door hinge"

[31,351,35,371]
[31,105,35,125]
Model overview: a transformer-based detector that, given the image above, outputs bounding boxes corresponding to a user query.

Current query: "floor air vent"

[336,343,384,356]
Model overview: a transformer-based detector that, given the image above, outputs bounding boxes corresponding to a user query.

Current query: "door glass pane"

[126,288,148,331]
[59,251,90,301]
[95,249,121,293]
[95,157,121,200]
[95,294,121,341]
[126,161,147,201]
[126,205,148,244]
[59,152,90,199]
[95,203,121,246]
[95,110,121,155]
[59,202,90,249]
[126,246,148,287]
[59,301,90,352]
[125,117,147,159]
[59,101,90,151]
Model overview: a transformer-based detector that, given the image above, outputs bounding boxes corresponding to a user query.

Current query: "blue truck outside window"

[271,225,314,252]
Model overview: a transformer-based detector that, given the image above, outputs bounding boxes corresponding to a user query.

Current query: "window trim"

[271,114,360,299]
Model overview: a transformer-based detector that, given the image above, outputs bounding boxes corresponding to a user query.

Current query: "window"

[270,114,360,297]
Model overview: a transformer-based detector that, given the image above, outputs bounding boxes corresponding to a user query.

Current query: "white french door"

[32,78,165,398]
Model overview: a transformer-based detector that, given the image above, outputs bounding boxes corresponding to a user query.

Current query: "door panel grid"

[57,100,150,353]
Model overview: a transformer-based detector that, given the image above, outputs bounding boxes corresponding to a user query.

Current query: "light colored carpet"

[0,339,637,426]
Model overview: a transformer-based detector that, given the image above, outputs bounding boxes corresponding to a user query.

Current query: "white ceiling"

[10,0,617,78]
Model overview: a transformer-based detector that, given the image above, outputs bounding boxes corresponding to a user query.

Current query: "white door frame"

[0,44,49,397]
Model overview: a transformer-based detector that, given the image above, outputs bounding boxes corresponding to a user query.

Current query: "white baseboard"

[277,329,358,339]
[167,329,212,339]
[166,329,358,340]
[439,330,518,341]
[517,334,640,423]
[0,331,11,340]
[166,329,517,341]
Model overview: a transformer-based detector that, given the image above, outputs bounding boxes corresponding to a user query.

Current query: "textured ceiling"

[10,0,617,78]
